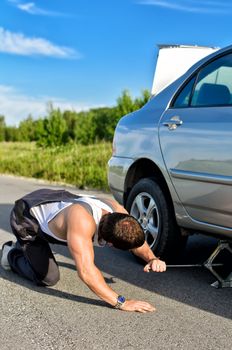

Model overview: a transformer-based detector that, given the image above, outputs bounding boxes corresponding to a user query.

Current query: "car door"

[159,52,232,228]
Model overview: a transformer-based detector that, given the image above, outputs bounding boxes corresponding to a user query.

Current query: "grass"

[0,142,113,191]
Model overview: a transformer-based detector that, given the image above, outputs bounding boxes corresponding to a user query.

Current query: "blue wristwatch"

[114,295,126,309]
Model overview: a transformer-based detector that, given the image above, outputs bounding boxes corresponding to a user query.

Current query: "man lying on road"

[1,188,166,313]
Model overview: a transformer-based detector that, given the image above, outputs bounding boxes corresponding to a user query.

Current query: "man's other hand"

[120,300,156,313]
[144,258,166,273]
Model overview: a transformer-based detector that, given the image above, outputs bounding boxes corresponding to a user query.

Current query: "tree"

[74,111,96,145]
[91,107,119,142]
[36,107,68,147]
[116,89,150,120]
[116,90,135,117]
[0,115,6,141]
[4,126,20,141]
[18,115,36,141]
[134,89,150,109]
[33,118,46,141]
[63,110,78,142]
[1,89,151,145]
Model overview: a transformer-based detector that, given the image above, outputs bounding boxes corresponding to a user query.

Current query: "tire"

[126,178,187,262]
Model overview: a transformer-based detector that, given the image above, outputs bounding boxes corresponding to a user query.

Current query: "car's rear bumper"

[108,156,134,205]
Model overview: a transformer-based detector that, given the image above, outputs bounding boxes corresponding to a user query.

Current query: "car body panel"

[159,106,232,228]
[108,156,135,203]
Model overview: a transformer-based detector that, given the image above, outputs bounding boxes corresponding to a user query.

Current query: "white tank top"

[30,196,113,245]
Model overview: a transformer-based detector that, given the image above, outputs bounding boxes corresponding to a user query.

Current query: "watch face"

[118,295,125,303]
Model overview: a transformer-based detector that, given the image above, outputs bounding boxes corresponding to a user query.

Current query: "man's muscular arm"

[66,205,155,313]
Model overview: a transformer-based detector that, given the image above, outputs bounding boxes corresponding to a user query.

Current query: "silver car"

[108,44,232,260]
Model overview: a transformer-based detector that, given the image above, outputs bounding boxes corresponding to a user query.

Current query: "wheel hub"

[140,214,148,227]
[130,192,159,249]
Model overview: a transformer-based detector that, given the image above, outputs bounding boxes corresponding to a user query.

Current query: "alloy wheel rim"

[130,192,160,249]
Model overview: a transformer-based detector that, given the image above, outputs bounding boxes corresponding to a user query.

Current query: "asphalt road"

[0,174,231,350]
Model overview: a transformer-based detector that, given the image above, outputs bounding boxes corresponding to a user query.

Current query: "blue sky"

[1,0,232,125]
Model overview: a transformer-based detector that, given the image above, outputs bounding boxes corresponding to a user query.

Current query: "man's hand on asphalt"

[120,300,156,313]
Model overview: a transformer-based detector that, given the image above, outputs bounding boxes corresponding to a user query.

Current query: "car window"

[172,77,196,108]
[191,53,232,107]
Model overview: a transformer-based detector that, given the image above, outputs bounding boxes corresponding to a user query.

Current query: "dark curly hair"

[98,213,145,250]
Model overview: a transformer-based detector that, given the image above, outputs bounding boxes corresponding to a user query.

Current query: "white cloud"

[0,27,80,58]
[18,2,63,16]
[18,2,48,15]
[0,85,96,126]
[8,1,64,16]
[137,0,232,14]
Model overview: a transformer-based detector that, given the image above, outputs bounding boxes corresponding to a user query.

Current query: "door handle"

[163,116,183,130]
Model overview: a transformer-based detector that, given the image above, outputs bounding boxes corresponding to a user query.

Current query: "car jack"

[167,240,232,288]
[204,240,232,288]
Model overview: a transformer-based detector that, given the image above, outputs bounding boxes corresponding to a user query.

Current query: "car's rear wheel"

[126,178,187,261]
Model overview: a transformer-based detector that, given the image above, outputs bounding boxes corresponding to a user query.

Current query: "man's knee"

[41,261,60,286]
[42,273,60,287]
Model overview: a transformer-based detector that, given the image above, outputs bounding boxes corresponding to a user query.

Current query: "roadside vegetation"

[0,90,150,190]
[0,142,111,190]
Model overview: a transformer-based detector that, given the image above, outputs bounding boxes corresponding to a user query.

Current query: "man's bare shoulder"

[66,203,96,239]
